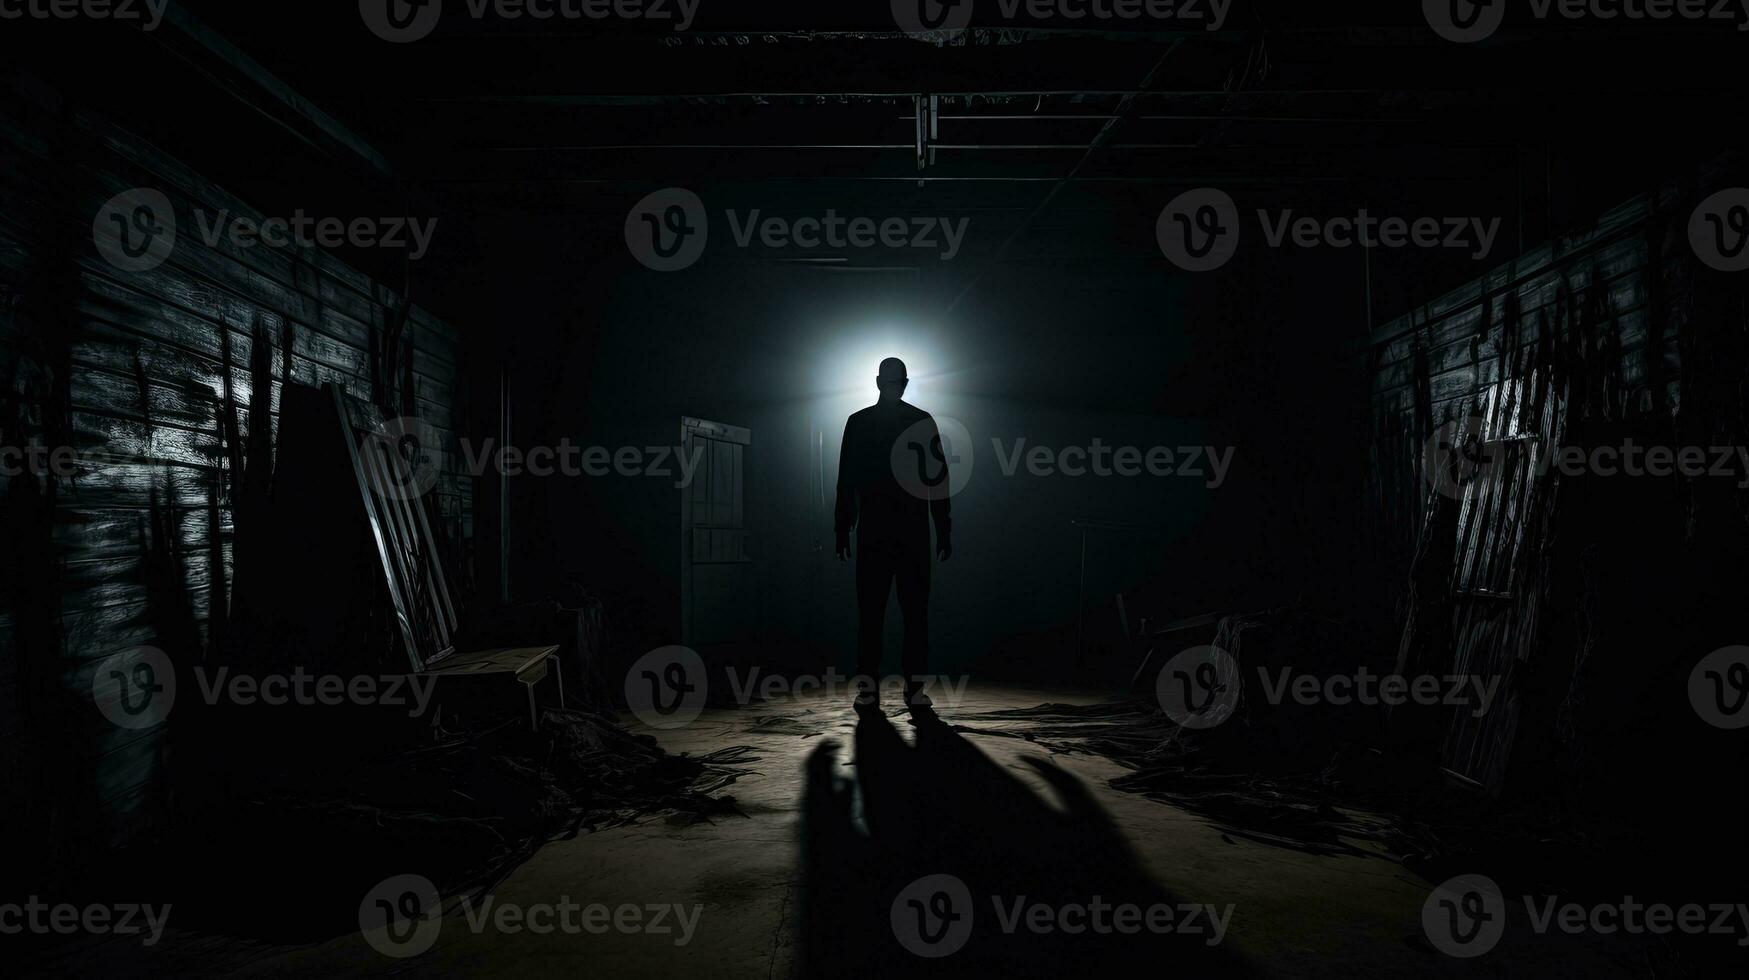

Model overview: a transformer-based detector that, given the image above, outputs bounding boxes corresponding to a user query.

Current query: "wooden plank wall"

[0,78,472,847]
[1370,192,1671,426]
[1365,184,1689,580]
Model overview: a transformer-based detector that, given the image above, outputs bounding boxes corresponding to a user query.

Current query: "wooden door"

[680,417,753,649]
[1441,372,1566,789]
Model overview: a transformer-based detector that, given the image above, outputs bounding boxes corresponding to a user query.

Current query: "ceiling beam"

[155,1,392,175]
[948,40,1185,311]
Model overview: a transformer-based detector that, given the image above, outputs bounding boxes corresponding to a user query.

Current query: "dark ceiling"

[134,0,1749,204]
[5,1,1745,325]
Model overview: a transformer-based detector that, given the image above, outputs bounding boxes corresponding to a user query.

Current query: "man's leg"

[895,539,932,700]
[855,542,896,700]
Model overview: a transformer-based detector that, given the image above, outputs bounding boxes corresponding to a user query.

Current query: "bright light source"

[818,326,950,401]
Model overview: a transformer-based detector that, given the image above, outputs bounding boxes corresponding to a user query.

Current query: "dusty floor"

[163,681,1659,978]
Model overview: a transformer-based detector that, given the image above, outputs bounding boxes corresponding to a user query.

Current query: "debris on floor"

[97,706,760,946]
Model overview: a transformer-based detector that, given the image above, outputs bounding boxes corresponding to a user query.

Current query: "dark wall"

[0,73,471,856]
[1364,156,1749,806]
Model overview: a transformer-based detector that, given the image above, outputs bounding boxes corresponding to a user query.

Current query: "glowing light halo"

[814,324,954,402]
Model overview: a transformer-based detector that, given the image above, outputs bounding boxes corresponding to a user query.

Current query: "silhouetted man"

[835,357,952,715]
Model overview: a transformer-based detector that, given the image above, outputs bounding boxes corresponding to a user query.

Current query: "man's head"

[876,357,909,399]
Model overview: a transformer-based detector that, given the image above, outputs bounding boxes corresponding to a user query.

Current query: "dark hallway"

[4,2,1749,977]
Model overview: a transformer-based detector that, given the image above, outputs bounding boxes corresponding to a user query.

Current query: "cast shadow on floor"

[800,708,1258,977]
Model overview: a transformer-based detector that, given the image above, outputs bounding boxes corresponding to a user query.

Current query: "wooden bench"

[420,646,564,731]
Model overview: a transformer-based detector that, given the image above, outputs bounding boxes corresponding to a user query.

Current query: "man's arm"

[833,418,857,561]
[927,416,952,561]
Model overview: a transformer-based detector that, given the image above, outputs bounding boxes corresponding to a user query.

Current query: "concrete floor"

[221,683,1645,978]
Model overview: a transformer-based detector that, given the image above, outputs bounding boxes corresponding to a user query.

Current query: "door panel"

[681,417,753,649]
